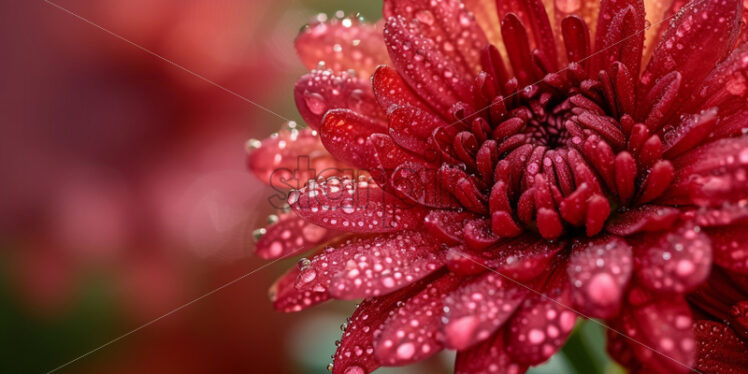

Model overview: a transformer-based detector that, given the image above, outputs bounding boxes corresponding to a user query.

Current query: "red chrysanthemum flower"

[247,0,748,372]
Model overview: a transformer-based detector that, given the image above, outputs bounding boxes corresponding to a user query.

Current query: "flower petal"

[383,16,474,118]
[706,225,748,274]
[686,202,748,227]
[638,0,742,122]
[329,231,445,299]
[632,223,712,294]
[331,280,427,374]
[391,162,461,209]
[383,0,488,76]
[446,244,491,275]
[463,217,500,250]
[387,105,446,157]
[289,176,427,233]
[295,70,386,130]
[687,41,748,120]
[423,210,476,245]
[255,212,339,260]
[296,18,390,78]
[496,0,559,70]
[374,273,460,366]
[661,108,718,159]
[269,265,330,313]
[621,295,696,374]
[592,0,645,75]
[605,205,681,236]
[320,109,386,169]
[482,235,566,282]
[568,236,632,318]
[454,330,528,374]
[247,127,345,187]
[371,65,435,115]
[442,272,529,350]
[663,136,748,207]
[294,239,355,297]
[505,270,577,365]
[694,320,748,374]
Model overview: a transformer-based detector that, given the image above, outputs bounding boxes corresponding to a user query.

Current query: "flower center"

[404,53,669,243]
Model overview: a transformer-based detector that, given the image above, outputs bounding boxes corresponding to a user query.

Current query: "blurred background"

[0,0,620,373]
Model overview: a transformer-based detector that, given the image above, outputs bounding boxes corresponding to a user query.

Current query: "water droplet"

[415,10,434,25]
[396,342,415,360]
[304,92,328,115]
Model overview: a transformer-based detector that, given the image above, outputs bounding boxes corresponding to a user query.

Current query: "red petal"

[640,71,681,132]
[269,265,330,313]
[639,0,742,119]
[559,183,591,226]
[632,223,712,293]
[391,162,460,209]
[255,212,339,260]
[501,13,540,86]
[331,281,426,374]
[707,226,748,274]
[664,136,748,206]
[295,18,389,78]
[562,16,591,68]
[371,66,434,115]
[694,320,748,374]
[635,160,674,205]
[383,0,488,76]
[383,16,473,118]
[496,0,558,70]
[621,296,696,374]
[482,235,566,282]
[614,151,637,205]
[505,270,577,365]
[320,109,386,169]
[374,273,460,366]
[454,330,528,374]
[686,202,748,227]
[367,133,430,172]
[592,0,645,76]
[688,41,748,118]
[463,218,500,250]
[329,231,444,299]
[289,177,427,233]
[568,236,632,318]
[446,245,489,276]
[586,193,611,236]
[247,128,345,187]
[387,106,446,157]
[294,239,357,298]
[661,108,718,159]
[712,108,748,141]
[491,210,523,238]
[606,205,681,236]
[442,272,529,350]
[295,70,386,130]
[423,210,476,246]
